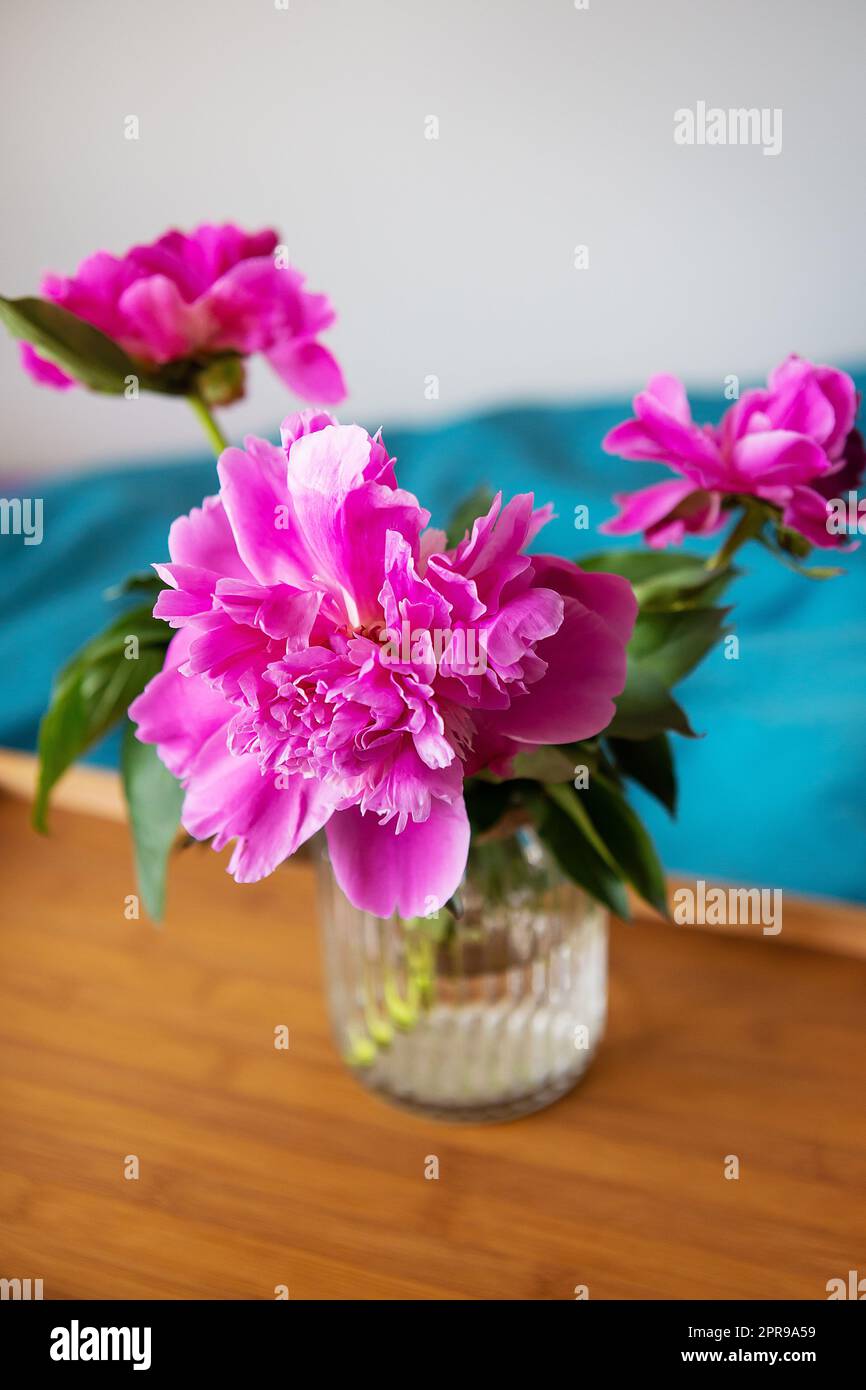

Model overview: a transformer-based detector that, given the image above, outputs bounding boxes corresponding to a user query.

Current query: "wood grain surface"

[1,772,865,1300]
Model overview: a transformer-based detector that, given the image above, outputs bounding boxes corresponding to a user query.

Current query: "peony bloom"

[129,413,636,917]
[20,223,346,403]
[601,358,860,549]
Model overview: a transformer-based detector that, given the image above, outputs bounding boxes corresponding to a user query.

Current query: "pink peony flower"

[129,413,636,917]
[21,223,346,403]
[601,358,860,549]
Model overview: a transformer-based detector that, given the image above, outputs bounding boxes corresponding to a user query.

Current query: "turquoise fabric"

[3,381,865,902]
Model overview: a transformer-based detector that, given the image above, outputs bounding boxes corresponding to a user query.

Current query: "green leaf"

[759,535,844,581]
[0,294,208,396]
[34,605,170,832]
[104,570,164,602]
[583,774,669,916]
[783,563,845,581]
[510,745,578,783]
[463,778,513,836]
[607,733,677,814]
[607,664,698,740]
[545,782,620,870]
[602,604,724,742]
[554,739,601,775]
[121,720,183,922]
[773,524,813,559]
[531,786,630,919]
[580,549,708,585]
[581,547,738,611]
[0,295,141,393]
[629,606,730,686]
[445,486,495,548]
[635,565,738,610]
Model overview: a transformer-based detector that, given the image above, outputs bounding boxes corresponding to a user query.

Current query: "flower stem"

[188,394,229,457]
[706,503,765,571]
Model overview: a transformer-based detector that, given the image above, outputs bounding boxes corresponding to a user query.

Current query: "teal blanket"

[3,384,865,902]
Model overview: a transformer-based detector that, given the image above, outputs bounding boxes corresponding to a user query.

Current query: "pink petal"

[182,611,275,700]
[202,259,306,353]
[813,427,866,499]
[603,379,718,475]
[731,430,829,487]
[602,418,672,462]
[325,796,470,917]
[600,481,724,546]
[781,485,837,548]
[153,563,220,626]
[418,527,449,572]
[279,408,338,450]
[768,355,858,457]
[599,478,698,536]
[267,339,347,404]
[483,587,564,669]
[41,250,138,340]
[644,517,687,547]
[767,370,837,444]
[815,365,858,457]
[128,628,232,782]
[166,494,253,581]
[118,274,205,362]
[633,388,719,470]
[181,730,332,882]
[530,555,638,642]
[645,373,692,424]
[187,223,279,282]
[217,439,316,590]
[445,493,539,610]
[213,578,322,643]
[484,559,636,744]
[20,343,75,389]
[286,424,428,625]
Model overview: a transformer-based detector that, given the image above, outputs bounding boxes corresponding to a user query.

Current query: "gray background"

[2,0,864,474]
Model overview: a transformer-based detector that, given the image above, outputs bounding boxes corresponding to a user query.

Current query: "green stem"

[188,394,229,457]
[705,503,765,571]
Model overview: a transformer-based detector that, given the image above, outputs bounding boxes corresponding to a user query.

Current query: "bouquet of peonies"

[5,224,861,924]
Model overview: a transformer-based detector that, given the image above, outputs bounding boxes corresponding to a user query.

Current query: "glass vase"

[315,824,608,1123]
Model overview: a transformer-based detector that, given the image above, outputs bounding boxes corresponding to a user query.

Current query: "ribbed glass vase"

[315,824,608,1122]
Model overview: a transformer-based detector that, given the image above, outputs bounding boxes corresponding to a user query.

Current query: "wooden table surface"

[1,757,865,1300]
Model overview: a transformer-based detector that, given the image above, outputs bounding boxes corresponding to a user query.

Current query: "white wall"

[2,0,864,475]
